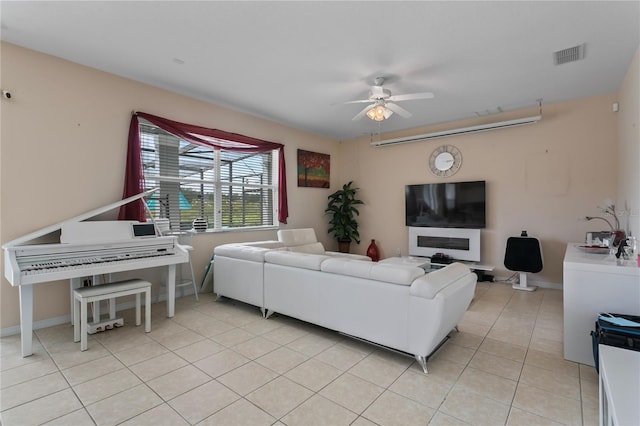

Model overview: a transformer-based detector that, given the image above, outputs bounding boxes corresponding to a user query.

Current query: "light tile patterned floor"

[0,282,599,425]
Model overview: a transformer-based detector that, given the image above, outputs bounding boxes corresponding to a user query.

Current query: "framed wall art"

[297,149,330,188]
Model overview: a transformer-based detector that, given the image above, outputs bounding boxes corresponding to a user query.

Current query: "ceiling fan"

[345,77,435,121]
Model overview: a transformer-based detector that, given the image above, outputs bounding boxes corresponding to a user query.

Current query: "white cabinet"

[599,345,640,426]
[563,244,640,366]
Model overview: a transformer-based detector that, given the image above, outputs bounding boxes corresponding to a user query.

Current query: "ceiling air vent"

[554,44,585,65]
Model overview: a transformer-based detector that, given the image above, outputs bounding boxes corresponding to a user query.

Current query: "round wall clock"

[429,144,462,177]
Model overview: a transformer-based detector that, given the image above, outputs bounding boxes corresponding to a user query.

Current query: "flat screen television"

[405,180,486,228]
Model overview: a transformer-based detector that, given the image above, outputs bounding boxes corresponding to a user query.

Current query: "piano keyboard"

[5,236,187,286]
[20,250,175,275]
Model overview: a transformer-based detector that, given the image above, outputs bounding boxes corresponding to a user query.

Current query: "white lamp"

[366,105,386,121]
[365,100,394,121]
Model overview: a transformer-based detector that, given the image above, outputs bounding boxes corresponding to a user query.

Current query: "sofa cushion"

[410,263,471,299]
[214,242,284,262]
[287,241,326,254]
[321,258,425,285]
[264,250,330,271]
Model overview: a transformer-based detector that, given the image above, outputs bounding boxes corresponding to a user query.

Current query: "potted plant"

[325,181,364,253]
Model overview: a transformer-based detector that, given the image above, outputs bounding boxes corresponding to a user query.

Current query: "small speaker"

[504,237,543,273]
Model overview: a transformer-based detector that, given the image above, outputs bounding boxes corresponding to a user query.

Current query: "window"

[139,119,278,231]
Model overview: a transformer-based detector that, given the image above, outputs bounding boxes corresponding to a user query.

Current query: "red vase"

[366,239,380,262]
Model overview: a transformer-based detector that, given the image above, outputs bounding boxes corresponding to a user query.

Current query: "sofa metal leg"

[415,355,428,374]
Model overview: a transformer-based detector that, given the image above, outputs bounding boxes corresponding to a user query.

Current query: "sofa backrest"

[264,250,330,270]
[277,228,327,254]
[213,241,285,262]
[277,228,317,246]
[287,242,326,254]
[242,241,286,249]
[321,258,425,285]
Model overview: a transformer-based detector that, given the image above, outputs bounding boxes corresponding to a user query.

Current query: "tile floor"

[0,282,599,425]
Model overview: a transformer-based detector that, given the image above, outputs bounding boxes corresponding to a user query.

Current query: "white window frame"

[140,121,279,232]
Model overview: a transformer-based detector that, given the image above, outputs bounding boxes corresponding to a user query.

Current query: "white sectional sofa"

[213,239,285,314]
[213,228,477,373]
[213,229,369,315]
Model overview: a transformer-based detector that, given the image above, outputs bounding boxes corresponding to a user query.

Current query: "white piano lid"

[2,189,157,249]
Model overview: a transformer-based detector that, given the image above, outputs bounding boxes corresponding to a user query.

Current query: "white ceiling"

[1,1,639,141]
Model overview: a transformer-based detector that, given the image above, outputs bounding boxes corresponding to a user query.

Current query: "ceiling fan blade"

[342,99,375,105]
[386,102,412,118]
[352,104,374,121]
[387,92,435,102]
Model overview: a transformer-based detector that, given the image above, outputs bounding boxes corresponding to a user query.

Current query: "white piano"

[3,190,189,357]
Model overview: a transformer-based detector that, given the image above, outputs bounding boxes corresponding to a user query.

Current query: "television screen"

[405,180,486,228]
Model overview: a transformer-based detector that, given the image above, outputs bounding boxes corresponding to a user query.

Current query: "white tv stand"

[408,227,481,262]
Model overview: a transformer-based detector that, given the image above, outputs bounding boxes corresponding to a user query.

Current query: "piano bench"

[73,279,152,351]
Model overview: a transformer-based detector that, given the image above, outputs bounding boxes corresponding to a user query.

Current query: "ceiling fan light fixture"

[367,105,387,121]
[347,76,434,122]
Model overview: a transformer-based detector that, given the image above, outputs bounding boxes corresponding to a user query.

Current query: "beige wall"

[1,40,638,332]
[0,42,339,330]
[338,95,620,286]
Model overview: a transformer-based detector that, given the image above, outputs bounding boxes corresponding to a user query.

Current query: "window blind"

[140,119,276,231]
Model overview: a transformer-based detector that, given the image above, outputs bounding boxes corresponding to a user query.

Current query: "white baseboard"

[0,288,197,338]
[0,314,71,338]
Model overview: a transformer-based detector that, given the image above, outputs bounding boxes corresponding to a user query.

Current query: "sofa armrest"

[410,263,474,299]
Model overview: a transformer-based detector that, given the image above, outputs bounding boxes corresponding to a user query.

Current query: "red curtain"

[118,115,146,221]
[118,112,288,224]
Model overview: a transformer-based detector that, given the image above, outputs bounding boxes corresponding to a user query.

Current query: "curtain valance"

[118,112,288,223]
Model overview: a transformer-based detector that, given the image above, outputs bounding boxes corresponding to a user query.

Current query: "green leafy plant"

[325,181,364,248]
